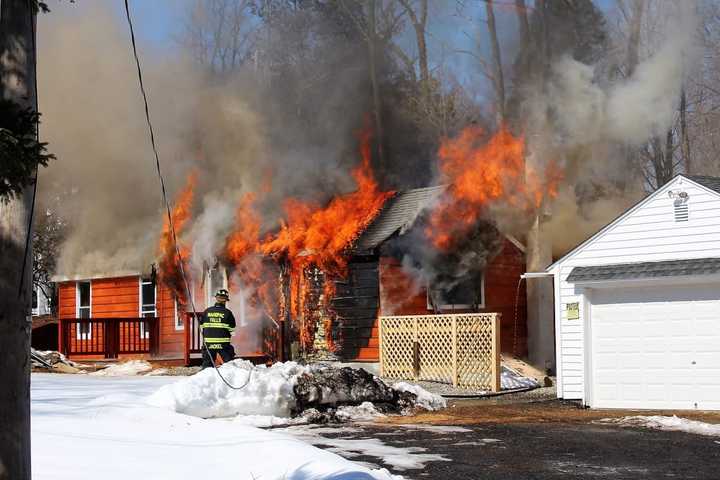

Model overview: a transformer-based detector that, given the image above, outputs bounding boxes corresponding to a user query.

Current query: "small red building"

[54,186,528,364]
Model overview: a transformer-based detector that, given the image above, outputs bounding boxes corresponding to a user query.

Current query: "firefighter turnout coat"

[200,303,236,350]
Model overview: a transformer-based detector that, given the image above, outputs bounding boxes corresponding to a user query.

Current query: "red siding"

[57,276,186,360]
[378,238,528,356]
[91,277,140,318]
[157,284,183,357]
[58,282,76,318]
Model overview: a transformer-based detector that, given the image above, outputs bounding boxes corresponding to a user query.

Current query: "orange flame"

[427,126,562,250]
[224,128,393,351]
[158,172,197,303]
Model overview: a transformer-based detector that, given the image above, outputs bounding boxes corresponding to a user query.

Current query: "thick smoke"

[37,5,259,278]
[530,2,699,253]
[37,3,369,280]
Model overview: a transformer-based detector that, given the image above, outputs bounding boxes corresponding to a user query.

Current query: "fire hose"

[201,338,253,390]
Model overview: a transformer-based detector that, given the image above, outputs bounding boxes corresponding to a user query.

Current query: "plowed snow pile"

[148,360,445,422]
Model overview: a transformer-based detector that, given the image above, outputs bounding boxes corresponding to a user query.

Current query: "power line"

[123,0,250,390]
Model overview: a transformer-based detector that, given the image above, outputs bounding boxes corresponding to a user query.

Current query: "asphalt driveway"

[279,398,720,479]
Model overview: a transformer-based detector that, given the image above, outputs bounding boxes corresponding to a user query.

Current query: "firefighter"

[200,288,236,368]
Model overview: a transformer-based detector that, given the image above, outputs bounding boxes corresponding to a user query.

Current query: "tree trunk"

[514,0,530,48]
[523,1,555,372]
[415,0,428,100]
[367,0,385,172]
[626,0,645,78]
[680,87,691,174]
[485,0,505,125]
[0,1,36,479]
[663,128,674,184]
[399,0,429,101]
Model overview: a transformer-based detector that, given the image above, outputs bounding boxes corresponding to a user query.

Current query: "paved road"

[282,409,720,479]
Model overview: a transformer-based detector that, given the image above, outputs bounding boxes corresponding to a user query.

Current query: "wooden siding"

[553,176,720,402]
[378,238,527,356]
[157,284,183,357]
[57,276,184,360]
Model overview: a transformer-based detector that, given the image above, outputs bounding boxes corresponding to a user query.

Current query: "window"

[76,281,91,339]
[427,274,485,311]
[207,265,227,306]
[32,287,38,312]
[174,299,184,330]
[140,278,156,338]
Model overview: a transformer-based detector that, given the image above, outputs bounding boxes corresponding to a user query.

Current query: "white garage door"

[590,284,720,410]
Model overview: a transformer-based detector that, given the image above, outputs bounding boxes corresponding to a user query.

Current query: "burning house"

[52,126,556,366]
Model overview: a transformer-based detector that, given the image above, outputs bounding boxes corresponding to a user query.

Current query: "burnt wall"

[332,256,380,361]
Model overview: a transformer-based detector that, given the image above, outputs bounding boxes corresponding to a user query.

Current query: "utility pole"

[0,1,37,479]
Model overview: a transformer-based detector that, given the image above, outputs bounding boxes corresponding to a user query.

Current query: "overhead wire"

[122,0,250,390]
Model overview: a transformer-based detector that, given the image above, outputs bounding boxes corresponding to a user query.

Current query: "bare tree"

[397,0,429,97]
[180,0,256,75]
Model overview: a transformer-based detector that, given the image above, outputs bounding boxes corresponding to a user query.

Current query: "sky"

[108,0,193,48]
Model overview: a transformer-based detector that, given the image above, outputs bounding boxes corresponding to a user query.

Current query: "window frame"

[206,265,228,307]
[174,298,184,331]
[76,281,92,339]
[32,285,38,314]
[139,277,156,339]
[426,273,485,311]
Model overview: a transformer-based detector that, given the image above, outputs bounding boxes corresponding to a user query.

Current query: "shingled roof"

[352,185,446,252]
[566,257,720,283]
[687,175,720,194]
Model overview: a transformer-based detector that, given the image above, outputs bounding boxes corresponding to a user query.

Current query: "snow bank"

[149,360,445,421]
[601,415,720,437]
[148,360,306,418]
[90,360,152,377]
[392,382,446,410]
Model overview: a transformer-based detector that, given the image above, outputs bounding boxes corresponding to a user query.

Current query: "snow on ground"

[32,373,400,480]
[280,425,451,471]
[391,382,446,410]
[89,359,153,376]
[501,366,540,390]
[600,415,720,437]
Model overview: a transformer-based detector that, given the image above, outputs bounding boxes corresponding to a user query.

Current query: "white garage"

[548,175,720,410]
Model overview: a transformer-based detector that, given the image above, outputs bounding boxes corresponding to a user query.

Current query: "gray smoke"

[37,3,367,280]
[549,4,697,147]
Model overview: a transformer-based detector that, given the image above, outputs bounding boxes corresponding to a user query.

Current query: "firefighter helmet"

[215,288,230,301]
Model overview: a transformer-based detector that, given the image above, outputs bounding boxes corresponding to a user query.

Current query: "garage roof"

[566,257,720,282]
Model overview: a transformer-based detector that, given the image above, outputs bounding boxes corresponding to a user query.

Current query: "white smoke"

[550,3,698,147]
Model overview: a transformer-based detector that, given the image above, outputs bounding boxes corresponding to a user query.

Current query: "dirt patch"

[378,398,720,426]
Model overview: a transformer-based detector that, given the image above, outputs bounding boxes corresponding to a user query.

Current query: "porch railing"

[183,312,203,365]
[59,317,159,359]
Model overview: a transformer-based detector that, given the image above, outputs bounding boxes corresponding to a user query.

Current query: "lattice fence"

[379,313,501,391]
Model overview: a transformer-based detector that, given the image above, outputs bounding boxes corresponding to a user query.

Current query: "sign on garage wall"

[566,302,580,320]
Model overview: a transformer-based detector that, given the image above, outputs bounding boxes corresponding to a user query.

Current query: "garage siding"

[552,177,720,402]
